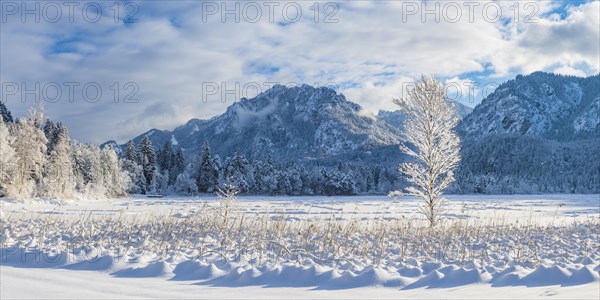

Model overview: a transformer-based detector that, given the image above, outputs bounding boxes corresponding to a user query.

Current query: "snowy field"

[1,194,599,299]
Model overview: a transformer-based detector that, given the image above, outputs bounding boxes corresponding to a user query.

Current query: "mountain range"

[109,72,598,156]
[106,84,409,163]
[104,72,599,193]
[459,72,599,141]
[105,85,475,162]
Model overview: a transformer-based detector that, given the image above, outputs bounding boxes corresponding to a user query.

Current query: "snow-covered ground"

[1,194,599,299]
[2,266,598,299]
[2,194,598,223]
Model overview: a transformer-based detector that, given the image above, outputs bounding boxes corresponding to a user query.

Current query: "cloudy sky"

[1,0,598,143]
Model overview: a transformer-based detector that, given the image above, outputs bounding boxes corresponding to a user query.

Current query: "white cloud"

[491,1,599,76]
[1,1,597,143]
[553,65,587,77]
[444,77,479,107]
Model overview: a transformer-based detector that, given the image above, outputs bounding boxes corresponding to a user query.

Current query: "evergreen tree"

[169,147,185,185]
[0,101,12,123]
[121,140,144,194]
[11,108,48,198]
[338,172,357,195]
[251,160,264,194]
[43,119,58,153]
[42,120,66,155]
[72,141,95,189]
[287,162,303,195]
[100,145,130,197]
[359,166,374,193]
[260,156,278,194]
[0,116,17,197]
[276,170,292,195]
[377,168,386,192]
[212,154,223,186]
[319,164,357,196]
[43,125,75,198]
[223,150,250,192]
[124,140,138,163]
[138,135,156,192]
[300,166,311,194]
[197,141,218,192]
[371,166,382,192]
[72,142,108,198]
[310,167,325,195]
[122,158,145,194]
[322,168,336,196]
[157,141,173,172]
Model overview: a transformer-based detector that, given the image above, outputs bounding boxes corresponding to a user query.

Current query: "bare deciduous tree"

[393,75,461,227]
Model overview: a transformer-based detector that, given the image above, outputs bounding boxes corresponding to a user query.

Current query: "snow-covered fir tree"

[43,119,59,154]
[124,140,138,163]
[211,154,223,186]
[121,140,144,194]
[309,167,326,195]
[138,135,156,193]
[322,165,356,196]
[72,142,103,197]
[0,116,17,197]
[170,147,185,185]
[43,125,75,199]
[196,141,218,193]
[157,141,173,172]
[276,170,292,195]
[223,150,252,193]
[122,158,145,194]
[0,101,12,123]
[11,108,48,198]
[287,162,303,195]
[99,145,130,197]
[256,155,278,194]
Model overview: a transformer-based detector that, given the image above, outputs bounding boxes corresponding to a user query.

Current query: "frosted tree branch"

[393,75,461,227]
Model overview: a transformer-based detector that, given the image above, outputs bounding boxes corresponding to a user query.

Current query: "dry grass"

[1,202,598,270]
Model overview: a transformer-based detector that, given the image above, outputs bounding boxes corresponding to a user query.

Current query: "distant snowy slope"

[378,100,472,132]
[454,72,600,194]
[106,74,599,194]
[460,72,600,141]
[117,84,403,161]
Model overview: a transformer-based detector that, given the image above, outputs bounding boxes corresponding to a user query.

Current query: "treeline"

[0,107,129,200]
[0,104,402,199]
[452,134,600,194]
[125,139,402,196]
[4,102,596,199]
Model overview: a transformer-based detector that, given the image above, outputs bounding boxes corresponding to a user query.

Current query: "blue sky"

[1,0,598,143]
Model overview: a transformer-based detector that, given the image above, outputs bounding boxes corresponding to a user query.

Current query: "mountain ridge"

[108,72,599,164]
[109,84,405,162]
[459,71,599,141]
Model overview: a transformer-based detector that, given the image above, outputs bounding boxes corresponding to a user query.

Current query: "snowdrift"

[2,246,598,290]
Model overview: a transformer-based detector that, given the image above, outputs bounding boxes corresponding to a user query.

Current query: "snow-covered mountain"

[454,72,600,194]
[102,73,600,193]
[459,72,600,141]
[117,84,404,161]
[378,100,472,132]
[116,72,599,161]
